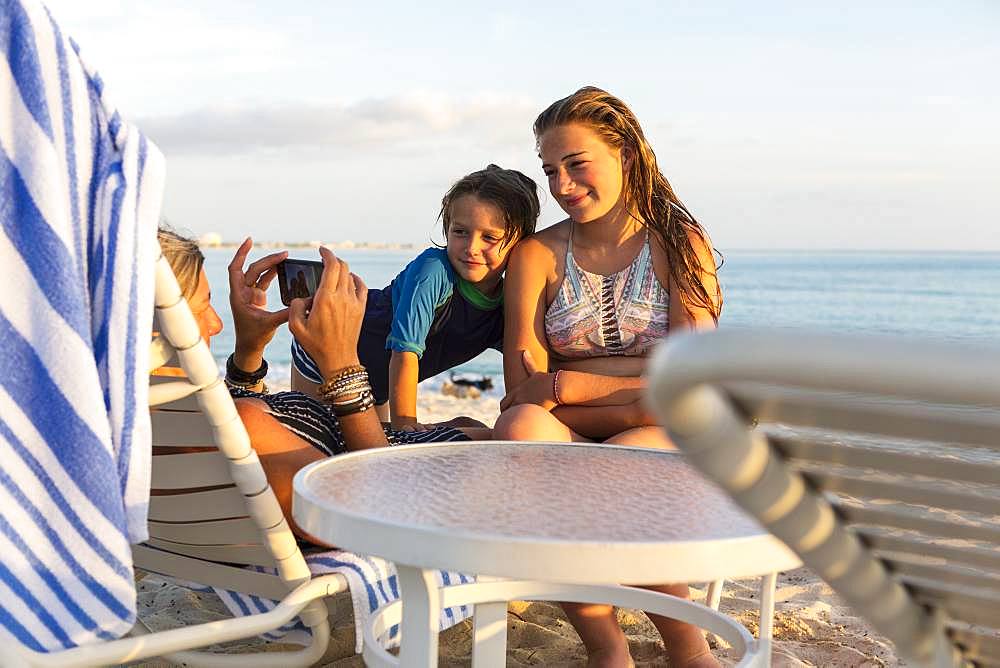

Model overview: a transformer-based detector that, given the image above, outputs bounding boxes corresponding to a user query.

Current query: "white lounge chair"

[647,329,1000,667]
[10,247,347,667]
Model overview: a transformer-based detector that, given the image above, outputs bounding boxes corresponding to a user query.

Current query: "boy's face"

[446,194,513,296]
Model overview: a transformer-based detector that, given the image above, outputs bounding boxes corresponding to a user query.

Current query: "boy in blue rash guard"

[291,165,539,429]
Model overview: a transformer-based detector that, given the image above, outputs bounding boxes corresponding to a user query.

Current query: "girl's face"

[189,268,223,345]
[539,123,628,224]
[446,194,513,297]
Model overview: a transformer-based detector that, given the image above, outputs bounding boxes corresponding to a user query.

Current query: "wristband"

[226,353,268,386]
[552,370,564,405]
[329,388,377,417]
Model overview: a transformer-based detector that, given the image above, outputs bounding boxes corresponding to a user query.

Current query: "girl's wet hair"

[534,86,722,322]
[439,164,540,247]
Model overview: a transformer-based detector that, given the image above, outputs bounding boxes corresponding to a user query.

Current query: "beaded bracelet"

[318,364,367,398]
[320,372,370,401]
[226,353,268,387]
[552,369,564,405]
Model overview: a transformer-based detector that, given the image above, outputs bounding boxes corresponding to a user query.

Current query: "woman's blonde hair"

[157,226,203,299]
[534,86,722,321]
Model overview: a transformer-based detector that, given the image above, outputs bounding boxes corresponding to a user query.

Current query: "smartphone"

[277,258,324,306]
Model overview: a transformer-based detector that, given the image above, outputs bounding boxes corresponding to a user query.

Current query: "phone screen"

[277,259,324,306]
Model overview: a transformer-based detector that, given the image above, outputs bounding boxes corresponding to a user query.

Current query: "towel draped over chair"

[0,0,163,651]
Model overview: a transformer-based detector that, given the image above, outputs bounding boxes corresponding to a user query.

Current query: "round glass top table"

[293,441,800,666]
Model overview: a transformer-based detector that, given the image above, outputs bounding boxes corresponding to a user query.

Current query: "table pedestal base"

[364,573,772,668]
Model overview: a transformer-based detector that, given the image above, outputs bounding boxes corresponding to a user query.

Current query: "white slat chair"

[12,246,347,667]
[647,329,1000,667]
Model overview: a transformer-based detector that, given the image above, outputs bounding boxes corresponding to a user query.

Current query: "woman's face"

[539,123,627,224]
[189,268,223,345]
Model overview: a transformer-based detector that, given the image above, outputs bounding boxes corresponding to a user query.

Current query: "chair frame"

[11,245,347,667]
[648,329,1000,667]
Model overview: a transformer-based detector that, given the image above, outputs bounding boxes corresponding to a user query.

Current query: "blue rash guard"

[291,248,503,404]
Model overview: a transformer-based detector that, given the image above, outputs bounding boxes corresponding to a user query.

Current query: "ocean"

[202,247,1000,395]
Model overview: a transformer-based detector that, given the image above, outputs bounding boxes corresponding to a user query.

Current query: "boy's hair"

[157,225,204,300]
[439,164,539,247]
[534,86,721,323]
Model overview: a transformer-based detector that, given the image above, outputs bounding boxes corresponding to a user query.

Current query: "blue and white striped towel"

[211,551,474,654]
[0,0,163,653]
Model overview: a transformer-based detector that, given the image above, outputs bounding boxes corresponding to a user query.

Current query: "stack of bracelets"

[319,364,376,417]
[225,353,268,393]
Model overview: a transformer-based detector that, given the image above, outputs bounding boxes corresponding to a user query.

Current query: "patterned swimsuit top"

[544,226,670,360]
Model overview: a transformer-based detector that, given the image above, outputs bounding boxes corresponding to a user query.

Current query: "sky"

[43,0,999,250]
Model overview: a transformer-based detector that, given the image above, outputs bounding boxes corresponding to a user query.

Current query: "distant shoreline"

[201,241,419,251]
[200,243,1000,254]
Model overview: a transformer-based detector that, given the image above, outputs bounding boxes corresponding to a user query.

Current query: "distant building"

[198,232,222,247]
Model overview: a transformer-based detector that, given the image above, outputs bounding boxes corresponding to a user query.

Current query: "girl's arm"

[388,350,421,429]
[552,400,655,439]
[500,360,646,411]
[502,238,552,390]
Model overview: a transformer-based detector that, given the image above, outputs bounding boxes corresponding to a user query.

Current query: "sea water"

[203,248,1000,395]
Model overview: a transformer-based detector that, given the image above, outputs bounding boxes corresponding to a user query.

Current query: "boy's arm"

[389,350,422,429]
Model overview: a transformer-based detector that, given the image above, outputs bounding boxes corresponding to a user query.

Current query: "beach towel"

[0,0,163,652]
[208,551,474,654]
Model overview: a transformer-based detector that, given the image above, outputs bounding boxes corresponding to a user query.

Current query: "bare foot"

[586,646,635,668]
[652,616,720,667]
[676,648,720,668]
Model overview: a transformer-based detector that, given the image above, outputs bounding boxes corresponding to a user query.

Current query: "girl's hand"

[499,350,557,412]
[227,238,290,369]
[288,247,368,379]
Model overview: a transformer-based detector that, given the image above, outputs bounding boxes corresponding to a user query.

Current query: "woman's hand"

[499,350,557,412]
[393,418,432,432]
[288,247,368,379]
[227,237,290,370]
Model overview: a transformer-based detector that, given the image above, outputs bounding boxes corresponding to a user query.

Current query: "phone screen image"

[277,259,324,306]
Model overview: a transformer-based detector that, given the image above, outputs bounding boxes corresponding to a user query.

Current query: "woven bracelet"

[319,365,367,398]
[226,353,268,385]
[552,369,564,405]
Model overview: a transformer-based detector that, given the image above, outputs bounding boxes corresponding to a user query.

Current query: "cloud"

[138,93,540,156]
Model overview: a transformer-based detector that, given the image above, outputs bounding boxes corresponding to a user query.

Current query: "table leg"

[472,575,508,668]
[398,565,441,668]
[758,572,777,663]
[705,579,724,610]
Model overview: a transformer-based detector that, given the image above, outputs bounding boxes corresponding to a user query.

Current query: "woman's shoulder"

[512,220,570,260]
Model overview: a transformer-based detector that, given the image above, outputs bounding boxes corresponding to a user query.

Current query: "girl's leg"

[496,406,628,663]
[605,428,717,665]
[493,403,590,442]
[375,402,389,422]
[637,584,718,667]
[561,603,632,667]
[604,425,676,450]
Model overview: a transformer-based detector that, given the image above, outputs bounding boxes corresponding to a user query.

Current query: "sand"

[134,388,901,667]
[135,567,898,666]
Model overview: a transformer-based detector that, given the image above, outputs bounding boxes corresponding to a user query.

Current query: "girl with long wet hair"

[495,86,722,667]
